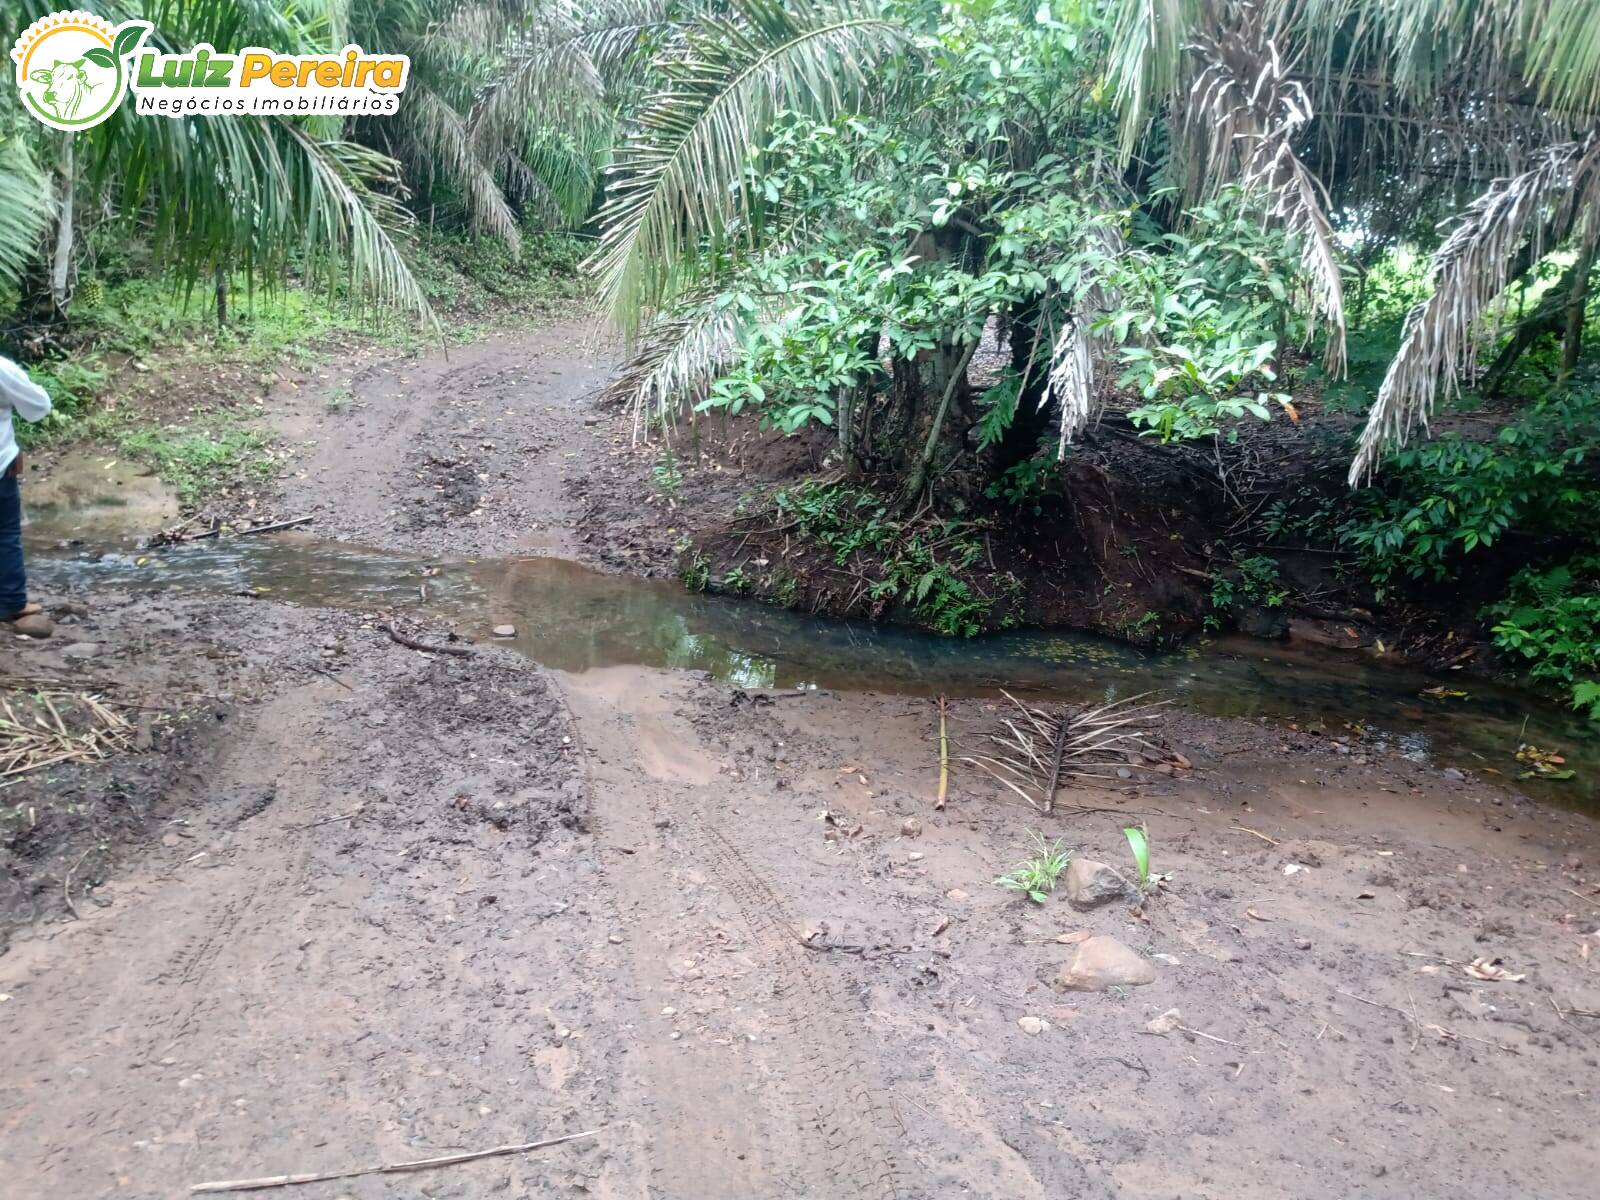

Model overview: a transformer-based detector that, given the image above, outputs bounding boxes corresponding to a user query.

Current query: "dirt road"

[4,320,1600,1198]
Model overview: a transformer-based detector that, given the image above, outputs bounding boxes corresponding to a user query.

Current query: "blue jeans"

[0,469,24,614]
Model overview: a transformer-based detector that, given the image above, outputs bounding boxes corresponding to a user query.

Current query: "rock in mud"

[492,624,517,638]
[1064,858,1129,909]
[1238,606,1289,640]
[1056,936,1156,991]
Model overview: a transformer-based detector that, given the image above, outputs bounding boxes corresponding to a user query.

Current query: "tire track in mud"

[687,814,911,1200]
[555,673,910,1200]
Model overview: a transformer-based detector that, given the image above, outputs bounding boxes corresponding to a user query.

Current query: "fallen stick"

[1335,988,1520,1054]
[284,808,362,831]
[1042,706,1069,814]
[189,1128,601,1194]
[62,847,92,921]
[183,516,314,543]
[1232,825,1279,846]
[383,623,473,658]
[935,695,948,811]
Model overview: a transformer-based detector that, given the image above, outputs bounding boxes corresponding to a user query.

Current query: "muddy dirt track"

[4,319,1600,1199]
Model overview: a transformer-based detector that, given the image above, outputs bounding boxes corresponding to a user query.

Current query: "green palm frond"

[282,131,440,328]
[1528,0,1600,118]
[608,299,750,432]
[0,123,48,293]
[590,0,911,334]
[404,85,522,249]
[1106,0,1193,165]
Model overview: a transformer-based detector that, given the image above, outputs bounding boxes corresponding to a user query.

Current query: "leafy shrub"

[1337,390,1600,597]
[773,481,996,636]
[1486,558,1600,720]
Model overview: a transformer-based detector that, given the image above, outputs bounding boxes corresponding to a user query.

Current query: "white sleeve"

[0,357,52,423]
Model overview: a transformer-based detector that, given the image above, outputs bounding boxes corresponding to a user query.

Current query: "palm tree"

[1104,0,1600,479]
[344,0,630,252]
[589,0,913,335]
[2,0,438,327]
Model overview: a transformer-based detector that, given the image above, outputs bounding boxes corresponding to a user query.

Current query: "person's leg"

[0,468,27,616]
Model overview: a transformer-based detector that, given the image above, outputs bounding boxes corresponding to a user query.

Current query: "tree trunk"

[1481,252,1591,393]
[49,134,74,313]
[1557,230,1597,385]
[215,263,229,331]
[896,338,978,510]
[21,134,76,327]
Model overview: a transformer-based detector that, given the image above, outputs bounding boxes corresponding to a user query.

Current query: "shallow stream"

[24,470,1599,810]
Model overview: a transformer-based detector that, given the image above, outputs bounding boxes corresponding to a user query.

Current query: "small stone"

[161,832,181,848]
[907,851,925,862]
[1441,767,1466,783]
[1064,858,1129,910]
[607,933,623,944]
[1017,1016,1049,1035]
[1293,938,1312,951]
[492,624,517,638]
[60,641,101,661]
[1146,1008,1182,1035]
[946,888,969,902]
[900,817,923,839]
[1056,936,1157,992]
[1116,767,1134,780]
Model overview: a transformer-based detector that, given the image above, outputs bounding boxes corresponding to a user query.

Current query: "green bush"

[1336,390,1600,597]
[1486,558,1600,720]
[773,481,997,636]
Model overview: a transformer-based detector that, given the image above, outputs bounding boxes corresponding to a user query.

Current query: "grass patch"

[993,832,1071,904]
[114,409,275,507]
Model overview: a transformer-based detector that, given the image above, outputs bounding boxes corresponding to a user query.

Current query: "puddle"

[26,454,178,535]
[26,524,1599,812]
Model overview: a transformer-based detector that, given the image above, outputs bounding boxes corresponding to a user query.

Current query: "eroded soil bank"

[3,321,1598,1199]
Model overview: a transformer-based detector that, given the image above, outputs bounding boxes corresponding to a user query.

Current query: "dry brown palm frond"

[1351,136,1600,481]
[1188,31,1349,374]
[1049,316,1095,459]
[959,691,1173,811]
[1,690,137,782]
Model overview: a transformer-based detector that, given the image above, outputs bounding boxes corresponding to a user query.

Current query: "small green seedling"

[994,831,1071,903]
[1123,825,1171,893]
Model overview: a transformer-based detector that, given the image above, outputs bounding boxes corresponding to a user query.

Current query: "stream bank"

[4,321,1599,1199]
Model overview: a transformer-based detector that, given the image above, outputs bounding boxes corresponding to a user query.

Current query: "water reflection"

[28,532,1598,810]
